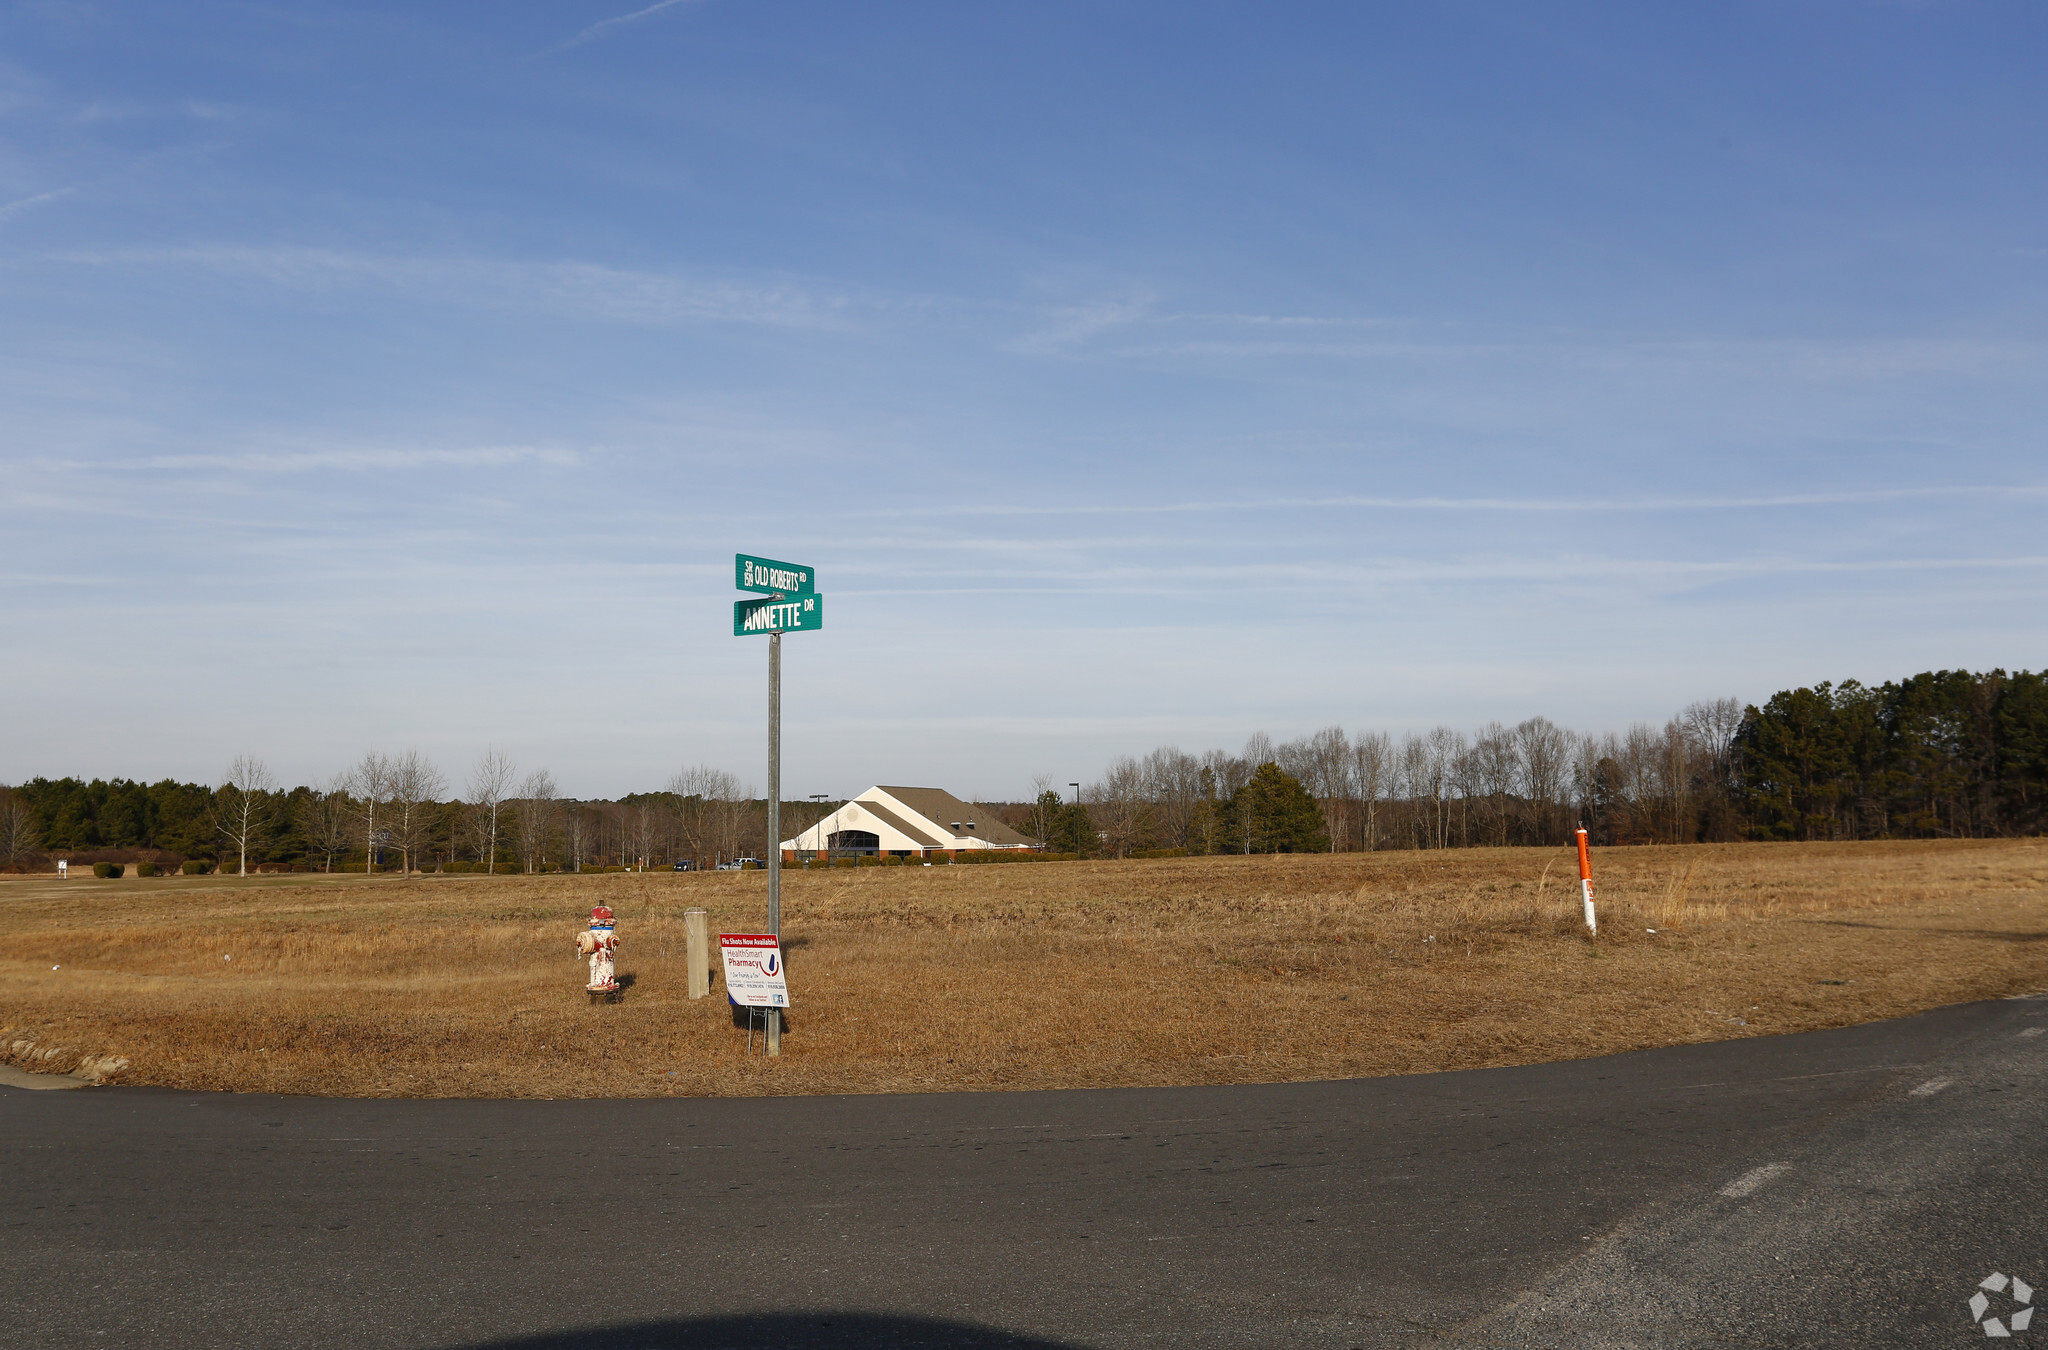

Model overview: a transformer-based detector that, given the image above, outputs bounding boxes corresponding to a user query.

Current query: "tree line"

[1039,669,2048,855]
[3,668,2043,871]
[0,752,798,874]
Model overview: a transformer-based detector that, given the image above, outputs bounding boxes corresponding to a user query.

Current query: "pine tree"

[1222,763,1327,853]
[1054,801,1097,855]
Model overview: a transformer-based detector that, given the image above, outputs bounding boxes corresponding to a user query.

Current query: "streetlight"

[804,793,833,864]
[1069,782,1080,804]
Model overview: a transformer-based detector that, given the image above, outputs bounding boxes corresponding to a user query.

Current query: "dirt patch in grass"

[2,838,2044,1098]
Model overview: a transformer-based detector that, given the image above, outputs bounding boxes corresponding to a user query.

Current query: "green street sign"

[735,553,816,596]
[734,593,823,636]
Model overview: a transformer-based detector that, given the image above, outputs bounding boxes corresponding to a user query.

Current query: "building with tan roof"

[783,785,1038,858]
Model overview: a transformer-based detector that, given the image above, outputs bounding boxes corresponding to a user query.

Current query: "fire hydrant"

[576,905,619,998]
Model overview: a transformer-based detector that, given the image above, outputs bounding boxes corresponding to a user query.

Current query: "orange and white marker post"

[1575,827,1597,935]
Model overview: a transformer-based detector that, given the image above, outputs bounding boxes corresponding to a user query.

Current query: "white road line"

[2019,1027,2045,1039]
[1910,1078,1954,1097]
[1719,1163,1791,1198]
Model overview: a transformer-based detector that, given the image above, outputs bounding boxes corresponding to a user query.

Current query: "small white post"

[685,907,709,999]
[1575,827,1597,935]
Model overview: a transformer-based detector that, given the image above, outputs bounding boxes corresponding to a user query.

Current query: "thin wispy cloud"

[1008,295,1158,354]
[857,484,2048,520]
[0,186,73,222]
[827,552,2048,599]
[128,446,580,474]
[25,445,581,475]
[1018,305,1395,347]
[557,0,702,52]
[41,245,852,330]
[1018,307,2048,381]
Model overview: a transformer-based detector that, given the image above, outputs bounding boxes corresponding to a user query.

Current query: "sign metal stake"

[767,629,782,1056]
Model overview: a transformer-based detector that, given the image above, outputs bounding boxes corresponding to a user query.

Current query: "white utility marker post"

[733,553,822,1057]
[1575,827,1597,935]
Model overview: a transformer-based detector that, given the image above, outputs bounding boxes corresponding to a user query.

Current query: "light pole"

[806,793,831,864]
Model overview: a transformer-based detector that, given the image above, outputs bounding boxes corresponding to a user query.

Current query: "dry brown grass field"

[3,838,2045,1099]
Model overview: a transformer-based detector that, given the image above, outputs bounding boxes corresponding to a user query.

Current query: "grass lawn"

[3,837,2045,1098]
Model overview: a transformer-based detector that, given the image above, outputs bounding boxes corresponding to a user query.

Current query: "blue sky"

[4,1,2045,798]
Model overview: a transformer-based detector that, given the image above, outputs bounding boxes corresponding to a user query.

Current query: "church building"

[782,785,1039,859]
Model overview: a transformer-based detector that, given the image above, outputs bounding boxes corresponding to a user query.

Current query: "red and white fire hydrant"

[576,905,618,994]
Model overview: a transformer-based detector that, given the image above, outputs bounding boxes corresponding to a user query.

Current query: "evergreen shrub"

[135,862,161,877]
[181,860,212,875]
[93,862,121,878]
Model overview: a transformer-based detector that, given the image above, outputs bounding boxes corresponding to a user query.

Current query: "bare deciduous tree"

[466,748,515,873]
[386,749,447,875]
[1089,755,1153,858]
[0,786,41,869]
[213,754,278,877]
[1140,748,1205,851]
[1205,747,1254,800]
[668,765,749,865]
[513,769,559,874]
[1350,731,1392,852]
[1654,719,1692,842]
[1683,697,1746,788]
[298,777,353,873]
[346,751,395,873]
[1397,733,1430,848]
[1298,726,1352,852]
[1206,741,1269,854]
[562,803,592,873]
[1514,716,1572,845]
[1026,774,1063,849]
[630,799,658,870]
[1470,722,1518,847]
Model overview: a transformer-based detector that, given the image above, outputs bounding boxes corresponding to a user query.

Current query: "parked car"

[672,860,697,872]
[717,858,766,871]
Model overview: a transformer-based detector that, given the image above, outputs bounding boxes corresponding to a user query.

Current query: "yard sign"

[720,933,790,1008]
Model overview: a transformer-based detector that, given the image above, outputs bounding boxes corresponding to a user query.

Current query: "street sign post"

[731,552,822,1057]
[735,554,816,596]
[732,594,822,635]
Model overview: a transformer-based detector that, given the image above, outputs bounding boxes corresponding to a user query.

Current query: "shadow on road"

[433,1312,1091,1349]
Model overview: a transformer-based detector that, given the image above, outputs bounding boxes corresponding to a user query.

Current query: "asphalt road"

[4,996,2045,1349]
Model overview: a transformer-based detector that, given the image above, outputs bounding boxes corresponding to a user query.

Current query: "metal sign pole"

[734,552,816,1058]
[766,628,782,1056]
